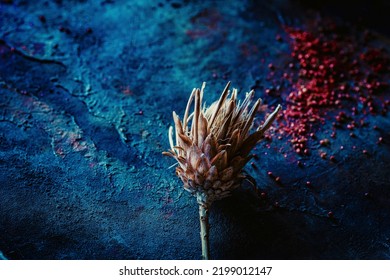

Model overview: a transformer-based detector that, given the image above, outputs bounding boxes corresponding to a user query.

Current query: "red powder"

[269,20,389,156]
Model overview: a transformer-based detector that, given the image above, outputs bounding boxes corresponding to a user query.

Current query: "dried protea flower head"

[163,82,281,207]
[163,82,281,259]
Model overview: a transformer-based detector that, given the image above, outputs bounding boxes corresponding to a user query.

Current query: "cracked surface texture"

[1,0,390,259]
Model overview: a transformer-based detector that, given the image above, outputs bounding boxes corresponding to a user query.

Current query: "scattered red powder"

[121,85,133,96]
[268,19,390,156]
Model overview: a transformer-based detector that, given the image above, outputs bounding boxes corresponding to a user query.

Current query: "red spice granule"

[58,26,71,34]
[319,139,330,146]
[268,20,389,156]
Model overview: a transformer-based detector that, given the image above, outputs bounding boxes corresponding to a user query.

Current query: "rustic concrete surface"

[0,0,390,259]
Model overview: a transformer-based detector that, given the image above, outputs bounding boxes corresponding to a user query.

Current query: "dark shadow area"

[295,0,390,36]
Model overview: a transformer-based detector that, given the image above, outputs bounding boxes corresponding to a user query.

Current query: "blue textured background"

[1,0,390,259]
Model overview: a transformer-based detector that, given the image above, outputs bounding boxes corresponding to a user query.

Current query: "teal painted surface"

[0,0,390,259]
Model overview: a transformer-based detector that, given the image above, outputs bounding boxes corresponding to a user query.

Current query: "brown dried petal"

[192,89,201,145]
[211,180,221,190]
[209,81,231,128]
[220,166,234,182]
[173,111,184,135]
[257,104,282,133]
[241,98,261,138]
[205,165,218,182]
[162,151,175,157]
[195,172,205,185]
[196,154,210,175]
[220,180,234,191]
[203,180,212,190]
[210,150,227,171]
[177,132,192,150]
[230,156,250,173]
[183,89,196,129]
[202,143,212,160]
[197,112,208,147]
[185,162,196,181]
[226,129,240,157]
[187,145,202,170]
[177,155,187,169]
[216,100,235,141]
[201,133,217,158]
[239,131,265,157]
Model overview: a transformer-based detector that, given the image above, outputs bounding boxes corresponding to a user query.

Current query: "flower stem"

[198,200,210,260]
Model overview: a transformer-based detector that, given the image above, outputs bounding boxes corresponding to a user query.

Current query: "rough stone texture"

[0,0,389,259]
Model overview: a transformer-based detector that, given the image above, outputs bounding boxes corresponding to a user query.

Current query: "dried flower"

[163,82,281,259]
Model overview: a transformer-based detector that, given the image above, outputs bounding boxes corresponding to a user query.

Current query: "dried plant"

[163,82,281,259]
